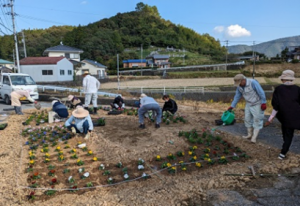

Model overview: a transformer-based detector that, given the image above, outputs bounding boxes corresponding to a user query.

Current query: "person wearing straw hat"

[67,95,82,109]
[138,93,162,129]
[228,74,266,143]
[51,100,68,122]
[266,70,300,160]
[82,71,101,114]
[10,89,36,115]
[64,106,93,139]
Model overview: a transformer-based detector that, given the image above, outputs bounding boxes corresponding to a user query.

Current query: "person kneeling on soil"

[162,94,178,114]
[65,106,93,139]
[110,95,125,110]
[10,89,37,115]
[138,93,162,129]
[67,95,82,109]
[52,100,69,122]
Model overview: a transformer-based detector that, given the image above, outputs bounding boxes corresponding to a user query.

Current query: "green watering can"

[221,110,235,125]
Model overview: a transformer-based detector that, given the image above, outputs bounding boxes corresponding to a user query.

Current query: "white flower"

[83,172,90,177]
[108,177,113,181]
[100,164,105,169]
[68,176,73,181]
[233,153,237,156]
[124,174,129,179]
[78,168,83,173]
[138,158,144,163]
[138,165,144,170]
[142,173,147,177]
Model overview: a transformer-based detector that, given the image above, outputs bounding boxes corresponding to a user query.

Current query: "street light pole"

[140,44,143,76]
[117,54,120,90]
[225,40,228,71]
[252,41,256,79]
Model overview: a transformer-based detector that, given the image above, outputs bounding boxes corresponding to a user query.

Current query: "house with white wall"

[43,42,84,62]
[80,59,107,78]
[19,57,73,82]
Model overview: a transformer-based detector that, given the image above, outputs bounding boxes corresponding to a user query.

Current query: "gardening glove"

[227,107,233,112]
[34,101,41,110]
[261,103,267,111]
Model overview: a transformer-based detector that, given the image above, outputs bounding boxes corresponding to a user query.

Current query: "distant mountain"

[228,35,300,57]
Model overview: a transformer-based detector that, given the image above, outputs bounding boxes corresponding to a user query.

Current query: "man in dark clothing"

[111,95,125,110]
[267,70,300,160]
[52,100,69,119]
[162,95,178,114]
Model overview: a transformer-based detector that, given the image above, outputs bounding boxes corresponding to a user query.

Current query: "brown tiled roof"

[20,57,66,65]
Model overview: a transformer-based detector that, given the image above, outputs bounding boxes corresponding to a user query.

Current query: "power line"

[17,13,67,25]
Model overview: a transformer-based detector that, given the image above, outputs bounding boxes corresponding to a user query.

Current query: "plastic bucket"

[221,111,235,125]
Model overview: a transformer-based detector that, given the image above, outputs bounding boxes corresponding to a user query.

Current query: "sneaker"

[84,133,90,140]
[139,124,145,129]
[278,154,285,160]
[155,123,160,128]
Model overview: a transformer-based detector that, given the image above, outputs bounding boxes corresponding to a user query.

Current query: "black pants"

[281,126,295,155]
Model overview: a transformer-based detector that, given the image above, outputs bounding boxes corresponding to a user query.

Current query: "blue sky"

[0,0,299,46]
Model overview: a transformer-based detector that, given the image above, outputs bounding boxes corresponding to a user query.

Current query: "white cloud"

[81,1,88,4]
[224,24,251,38]
[213,26,224,33]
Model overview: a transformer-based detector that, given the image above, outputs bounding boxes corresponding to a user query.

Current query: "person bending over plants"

[65,106,93,139]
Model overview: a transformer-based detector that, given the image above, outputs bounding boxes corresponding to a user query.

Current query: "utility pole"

[12,49,16,72]
[252,41,256,79]
[21,30,27,58]
[183,48,185,65]
[225,40,228,71]
[4,0,21,73]
[117,54,120,90]
[140,44,143,76]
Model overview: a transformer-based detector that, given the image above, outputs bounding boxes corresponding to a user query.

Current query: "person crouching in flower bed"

[67,95,82,109]
[110,94,125,110]
[52,100,68,122]
[65,106,93,139]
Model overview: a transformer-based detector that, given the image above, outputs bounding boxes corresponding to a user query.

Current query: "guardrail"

[37,85,119,97]
[118,86,204,94]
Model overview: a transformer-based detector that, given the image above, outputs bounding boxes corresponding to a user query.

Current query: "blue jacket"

[53,102,68,118]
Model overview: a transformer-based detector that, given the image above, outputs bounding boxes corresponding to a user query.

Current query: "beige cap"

[72,107,89,118]
[279,70,295,80]
[233,74,246,86]
[140,93,147,99]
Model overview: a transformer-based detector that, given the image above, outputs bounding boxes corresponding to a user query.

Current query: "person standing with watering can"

[228,74,266,143]
[266,70,300,160]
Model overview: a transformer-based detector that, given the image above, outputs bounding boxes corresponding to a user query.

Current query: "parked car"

[0,73,39,104]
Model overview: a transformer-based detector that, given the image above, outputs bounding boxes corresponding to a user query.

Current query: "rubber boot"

[84,133,90,140]
[93,107,97,114]
[14,106,17,114]
[242,127,253,139]
[16,106,24,115]
[251,129,260,143]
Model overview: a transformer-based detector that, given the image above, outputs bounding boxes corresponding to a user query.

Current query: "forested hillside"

[0,3,226,70]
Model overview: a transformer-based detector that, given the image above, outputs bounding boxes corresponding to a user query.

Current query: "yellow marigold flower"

[193,156,197,160]
[40,149,44,153]
[188,151,192,155]
[59,151,63,155]
[59,155,64,159]
[56,146,60,150]
[207,158,212,162]
[77,159,81,163]
[167,163,171,167]
[206,148,210,152]
[73,149,76,152]
[28,151,33,155]
[156,155,161,159]
[168,153,173,156]
[93,157,98,161]
[182,167,187,171]
[171,167,176,170]
[205,153,209,157]
[29,160,34,164]
[221,156,226,160]
[45,158,50,161]
[179,161,184,164]
[196,162,201,167]
[45,153,50,157]
[88,151,93,155]
[78,142,81,145]
[193,146,197,150]
[182,152,185,156]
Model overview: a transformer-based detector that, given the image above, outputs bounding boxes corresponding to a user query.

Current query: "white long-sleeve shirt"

[82,75,100,93]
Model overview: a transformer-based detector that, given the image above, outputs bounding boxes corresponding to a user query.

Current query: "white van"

[0,73,39,104]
